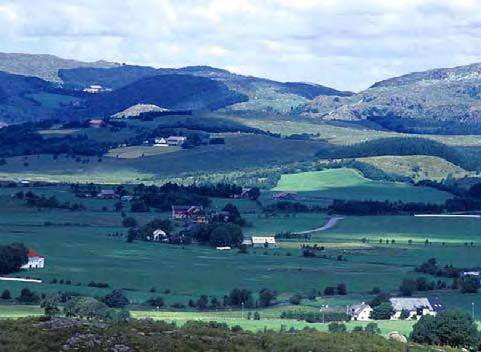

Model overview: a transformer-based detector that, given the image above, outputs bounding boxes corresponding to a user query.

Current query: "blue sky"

[1,0,481,91]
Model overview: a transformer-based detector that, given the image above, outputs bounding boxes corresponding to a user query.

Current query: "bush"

[143,297,164,307]
[0,289,11,300]
[102,290,129,308]
[289,294,302,305]
[328,322,347,333]
[16,288,40,304]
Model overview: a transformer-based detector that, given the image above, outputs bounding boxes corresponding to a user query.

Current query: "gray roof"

[349,303,370,316]
[389,297,433,312]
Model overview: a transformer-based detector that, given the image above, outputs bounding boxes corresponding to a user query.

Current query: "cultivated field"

[271,168,452,203]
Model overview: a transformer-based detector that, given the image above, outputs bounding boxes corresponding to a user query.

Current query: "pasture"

[271,168,452,203]
[0,182,481,319]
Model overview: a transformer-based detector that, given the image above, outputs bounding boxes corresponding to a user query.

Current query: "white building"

[166,136,187,146]
[152,229,168,241]
[83,84,111,94]
[348,303,373,321]
[251,236,277,248]
[389,297,437,320]
[154,137,168,146]
[21,248,45,269]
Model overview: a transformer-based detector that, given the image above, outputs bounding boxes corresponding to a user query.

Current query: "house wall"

[21,257,45,269]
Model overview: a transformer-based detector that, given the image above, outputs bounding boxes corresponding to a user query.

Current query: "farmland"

[271,168,452,203]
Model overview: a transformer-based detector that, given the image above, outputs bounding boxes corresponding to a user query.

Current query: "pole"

[242,302,244,320]
[472,302,475,320]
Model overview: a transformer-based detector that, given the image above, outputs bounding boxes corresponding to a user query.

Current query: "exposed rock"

[386,331,408,343]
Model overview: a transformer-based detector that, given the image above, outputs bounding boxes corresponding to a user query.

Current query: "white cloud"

[1,0,481,90]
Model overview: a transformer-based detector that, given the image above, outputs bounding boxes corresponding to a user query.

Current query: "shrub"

[328,322,347,333]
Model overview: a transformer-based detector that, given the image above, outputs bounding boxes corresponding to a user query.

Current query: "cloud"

[1,0,481,91]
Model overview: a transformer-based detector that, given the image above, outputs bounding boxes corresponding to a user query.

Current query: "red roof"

[27,248,39,257]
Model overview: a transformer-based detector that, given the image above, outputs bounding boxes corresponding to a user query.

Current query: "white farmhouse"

[389,297,437,320]
[21,248,45,269]
[348,303,373,321]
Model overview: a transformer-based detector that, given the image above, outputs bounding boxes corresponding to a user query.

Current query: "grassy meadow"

[271,168,452,203]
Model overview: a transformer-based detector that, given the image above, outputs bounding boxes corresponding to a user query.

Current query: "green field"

[0,134,322,184]
[0,180,480,320]
[272,168,452,203]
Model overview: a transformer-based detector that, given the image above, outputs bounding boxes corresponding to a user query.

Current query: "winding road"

[293,216,344,235]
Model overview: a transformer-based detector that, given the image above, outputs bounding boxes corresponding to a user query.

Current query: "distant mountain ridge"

[0,52,352,123]
[297,62,481,134]
[0,52,119,82]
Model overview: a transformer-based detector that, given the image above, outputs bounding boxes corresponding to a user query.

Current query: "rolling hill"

[297,62,481,134]
[0,52,118,82]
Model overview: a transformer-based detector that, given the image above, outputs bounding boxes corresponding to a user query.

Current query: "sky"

[1,0,481,91]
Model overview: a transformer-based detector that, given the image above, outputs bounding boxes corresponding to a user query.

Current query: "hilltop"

[296,61,481,134]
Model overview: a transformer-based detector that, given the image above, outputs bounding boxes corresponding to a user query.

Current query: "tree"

[323,287,335,296]
[16,288,40,304]
[289,294,302,305]
[253,311,260,320]
[228,288,254,308]
[364,322,381,336]
[64,296,110,320]
[102,290,129,308]
[399,279,417,297]
[411,310,480,349]
[370,302,394,320]
[196,295,209,310]
[258,288,277,307]
[336,283,347,295]
[143,297,164,307]
[1,289,11,300]
[0,242,28,275]
[328,322,347,333]
[122,216,137,228]
[400,309,410,320]
[41,295,61,316]
[460,276,479,293]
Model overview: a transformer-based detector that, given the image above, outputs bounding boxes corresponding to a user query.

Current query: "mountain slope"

[297,62,481,134]
[70,74,248,117]
[59,64,352,113]
[0,53,118,82]
[0,71,70,125]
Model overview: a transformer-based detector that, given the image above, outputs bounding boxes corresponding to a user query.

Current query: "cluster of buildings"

[348,297,442,321]
[153,136,187,147]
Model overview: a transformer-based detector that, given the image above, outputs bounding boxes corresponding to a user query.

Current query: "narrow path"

[294,216,344,235]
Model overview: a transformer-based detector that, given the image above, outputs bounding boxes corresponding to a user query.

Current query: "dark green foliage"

[364,323,381,336]
[399,279,417,297]
[1,289,11,300]
[460,276,479,293]
[280,311,350,323]
[122,216,137,228]
[289,294,302,305]
[102,290,129,308]
[41,295,61,316]
[0,242,28,275]
[143,297,164,307]
[411,310,480,348]
[317,137,476,170]
[328,322,347,333]
[228,288,254,308]
[258,288,277,307]
[64,296,129,321]
[370,302,394,320]
[16,288,40,304]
